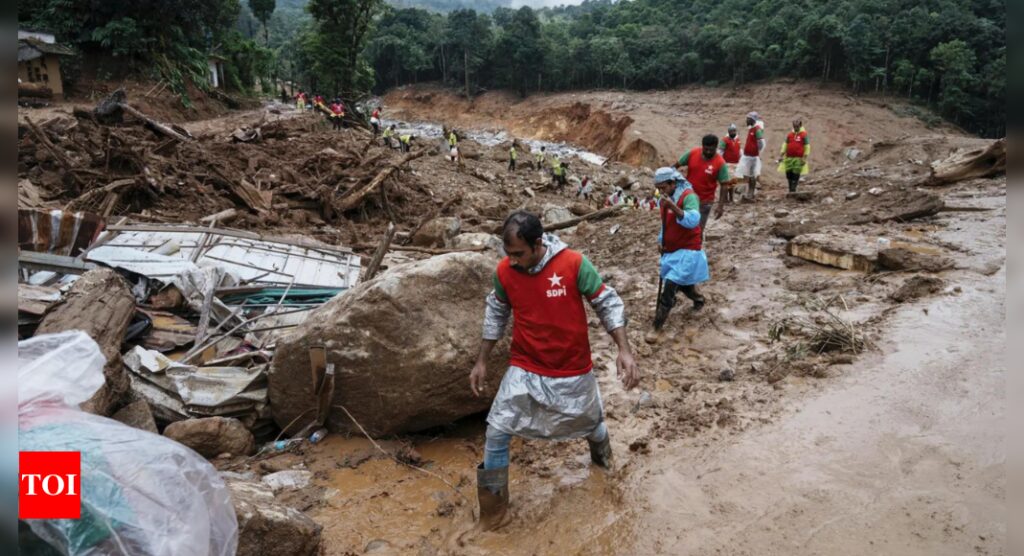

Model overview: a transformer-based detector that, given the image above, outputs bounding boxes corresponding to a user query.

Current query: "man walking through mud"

[675,134,730,237]
[736,111,766,200]
[469,210,640,530]
[645,168,710,344]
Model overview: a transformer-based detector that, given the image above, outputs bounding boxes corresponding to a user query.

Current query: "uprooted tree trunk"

[333,149,426,213]
[35,269,136,417]
[94,89,192,142]
[925,138,1006,186]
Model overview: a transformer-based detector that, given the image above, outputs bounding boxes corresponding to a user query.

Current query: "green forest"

[18,0,1005,137]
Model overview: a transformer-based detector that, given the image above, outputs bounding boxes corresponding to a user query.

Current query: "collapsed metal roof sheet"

[85,225,361,290]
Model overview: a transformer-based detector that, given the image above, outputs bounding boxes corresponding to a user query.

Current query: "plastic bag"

[19,332,238,556]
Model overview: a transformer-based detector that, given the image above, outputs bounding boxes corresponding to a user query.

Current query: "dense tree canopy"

[362,0,1005,136]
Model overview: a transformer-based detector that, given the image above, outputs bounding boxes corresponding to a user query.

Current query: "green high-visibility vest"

[510,147,518,160]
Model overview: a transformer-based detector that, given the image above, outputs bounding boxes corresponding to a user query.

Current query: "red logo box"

[19,451,81,519]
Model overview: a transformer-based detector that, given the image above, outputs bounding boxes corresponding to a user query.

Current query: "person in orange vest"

[645,167,710,344]
[717,123,742,202]
[328,99,344,130]
[470,210,638,530]
[777,118,810,192]
[735,111,765,201]
[295,90,306,111]
[675,134,730,238]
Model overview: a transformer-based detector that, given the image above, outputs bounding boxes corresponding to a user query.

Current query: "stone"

[450,232,503,253]
[411,216,461,248]
[787,191,814,202]
[163,417,256,458]
[111,399,158,434]
[843,147,862,160]
[771,219,820,239]
[227,479,323,556]
[877,247,954,273]
[718,368,735,382]
[890,276,945,302]
[845,191,860,201]
[786,233,879,272]
[773,209,790,218]
[261,470,312,493]
[868,187,884,196]
[269,253,510,436]
[541,203,574,226]
[569,202,593,216]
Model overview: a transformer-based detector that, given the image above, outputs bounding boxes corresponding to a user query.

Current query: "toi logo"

[19,451,81,519]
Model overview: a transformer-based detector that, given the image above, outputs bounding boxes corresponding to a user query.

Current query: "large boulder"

[541,203,573,226]
[164,417,256,458]
[269,253,509,436]
[227,479,322,556]
[411,216,461,248]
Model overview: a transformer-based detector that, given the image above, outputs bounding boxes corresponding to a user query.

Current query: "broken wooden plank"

[18,283,61,316]
[925,139,1005,186]
[364,222,396,281]
[200,208,239,225]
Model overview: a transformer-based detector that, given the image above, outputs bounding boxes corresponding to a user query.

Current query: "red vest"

[743,124,762,156]
[371,109,380,119]
[684,147,726,203]
[330,103,343,115]
[722,136,741,163]
[496,249,598,377]
[785,130,807,157]
[661,188,702,253]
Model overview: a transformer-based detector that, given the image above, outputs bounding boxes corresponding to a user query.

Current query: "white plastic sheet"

[19,332,239,556]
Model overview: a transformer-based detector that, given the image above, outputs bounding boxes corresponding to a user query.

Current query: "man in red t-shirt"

[469,210,639,529]
[736,111,766,201]
[675,134,731,237]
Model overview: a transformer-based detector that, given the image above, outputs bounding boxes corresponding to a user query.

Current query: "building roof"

[18,37,75,62]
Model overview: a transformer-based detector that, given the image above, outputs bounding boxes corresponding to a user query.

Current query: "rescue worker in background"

[448,129,459,163]
[735,111,765,201]
[313,94,325,111]
[508,141,518,173]
[534,145,547,170]
[295,90,306,111]
[778,118,810,193]
[717,123,742,202]
[370,106,382,136]
[675,134,730,238]
[328,99,344,130]
[577,175,594,200]
[470,210,639,530]
[383,124,397,149]
[646,167,710,344]
[400,133,414,153]
[553,159,568,192]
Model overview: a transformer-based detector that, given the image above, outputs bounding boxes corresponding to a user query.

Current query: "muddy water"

[382,118,608,166]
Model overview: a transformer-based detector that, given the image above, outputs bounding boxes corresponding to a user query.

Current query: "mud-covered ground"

[18,83,1005,555]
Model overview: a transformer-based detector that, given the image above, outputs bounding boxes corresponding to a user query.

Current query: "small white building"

[208,55,227,89]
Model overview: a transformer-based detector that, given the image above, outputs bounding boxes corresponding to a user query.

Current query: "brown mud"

[18,82,1005,555]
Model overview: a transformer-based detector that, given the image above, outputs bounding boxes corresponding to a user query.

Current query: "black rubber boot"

[588,435,614,470]
[476,464,510,531]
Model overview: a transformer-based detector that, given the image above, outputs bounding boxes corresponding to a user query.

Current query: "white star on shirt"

[548,273,563,287]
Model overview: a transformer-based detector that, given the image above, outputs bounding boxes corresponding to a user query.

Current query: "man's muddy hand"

[470,360,488,397]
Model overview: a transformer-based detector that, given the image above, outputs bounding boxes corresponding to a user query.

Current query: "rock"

[569,203,593,216]
[877,247,954,273]
[843,147,862,160]
[868,187,884,196]
[718,368,735,382]
[614,172,632,188]
[163,417,255,458]
[450,232,503,253]
[786,233,879,272]
[411,216,461,248]
[773,209,790,218]
[845,191,860,201]
[891,276,945,302]
[771,219,820,239]
[787,191,814,202]
[269,253,510,436]
[856,190,944,224]
[464,191,506,219]
[541,203,574,226]
[262,470,312,493]
[822,196,835,204]
[36,269,136,417]
[111,399,158,434]
[228,479,323,556]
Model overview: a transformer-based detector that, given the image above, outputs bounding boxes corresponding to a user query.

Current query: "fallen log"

[353,243,487,255]
[334,150,426,212]
[924,139,1005,186]
[24,115,83,193]
[544,204,627,232]
[35,269,136,417]
[18,82,53,99]
[93,89,192,142]
[200,208,239,225]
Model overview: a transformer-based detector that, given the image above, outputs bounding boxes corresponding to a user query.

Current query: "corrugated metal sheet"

[18,209,105,256]
[87,228,361,289]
